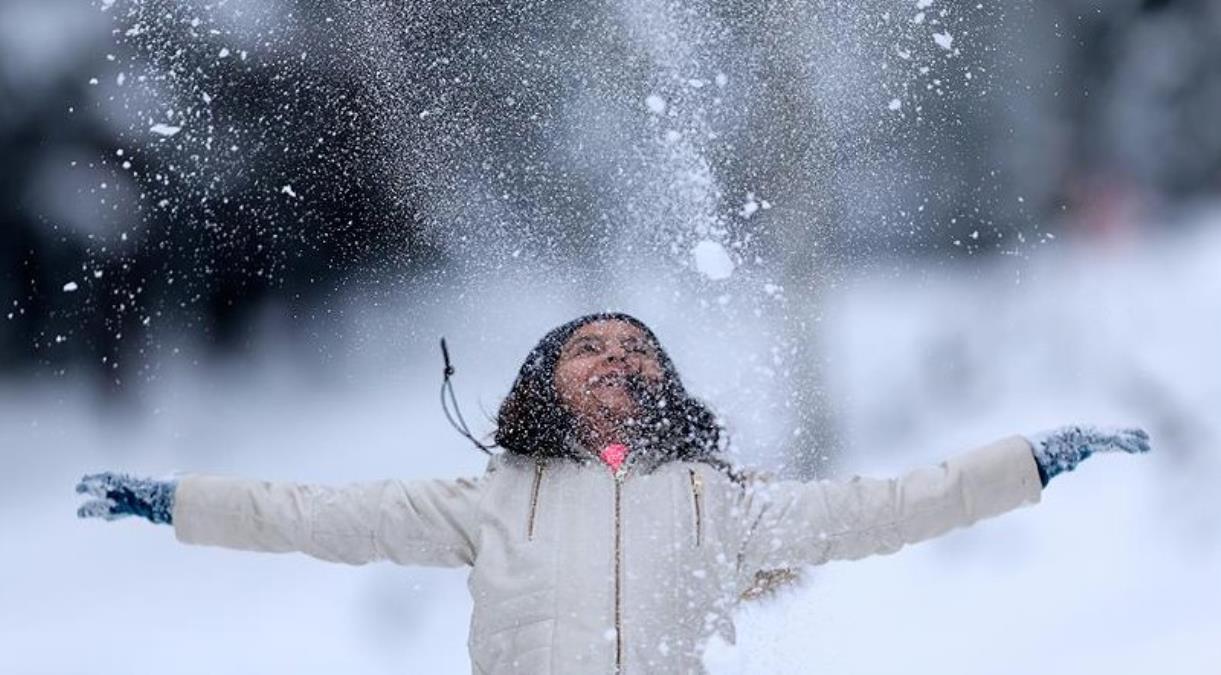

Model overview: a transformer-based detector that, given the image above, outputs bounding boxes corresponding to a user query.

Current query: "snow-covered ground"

[2,216,1218,674]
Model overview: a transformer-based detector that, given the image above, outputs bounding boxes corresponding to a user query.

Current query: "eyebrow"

[565,335,600,349]
[564,334,654,351]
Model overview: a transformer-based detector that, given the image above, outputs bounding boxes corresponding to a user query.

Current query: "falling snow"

[3,0,1218,671]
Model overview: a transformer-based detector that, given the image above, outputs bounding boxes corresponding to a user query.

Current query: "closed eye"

[622,340,654,356]
[567,338,601,355]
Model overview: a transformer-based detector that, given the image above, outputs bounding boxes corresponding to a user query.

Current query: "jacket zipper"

[688,468,703,547]
[526,462,544,540]
[613,470,624,673]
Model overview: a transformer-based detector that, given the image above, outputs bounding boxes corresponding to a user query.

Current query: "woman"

[76,311,1151,674]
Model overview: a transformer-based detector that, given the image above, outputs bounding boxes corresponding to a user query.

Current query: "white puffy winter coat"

[172,434,1042,674]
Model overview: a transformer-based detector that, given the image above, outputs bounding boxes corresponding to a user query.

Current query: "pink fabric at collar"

[599,443,630,474]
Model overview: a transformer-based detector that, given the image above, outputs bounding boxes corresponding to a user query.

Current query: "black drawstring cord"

[440,337,496,455]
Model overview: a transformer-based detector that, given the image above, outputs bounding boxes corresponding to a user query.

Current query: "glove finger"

[1118,430,1152,454]
[102,508,132,521]
[76,472,121,497]
[1096,432,1149,455]
[76,480,109,498]
[77,499,120,519]
[1124,428,1152,448]
[1125,427,1150,441]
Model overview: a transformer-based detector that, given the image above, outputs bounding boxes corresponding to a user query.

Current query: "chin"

[593,397,638,418]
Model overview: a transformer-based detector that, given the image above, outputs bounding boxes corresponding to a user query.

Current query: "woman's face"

[554,320,666,427]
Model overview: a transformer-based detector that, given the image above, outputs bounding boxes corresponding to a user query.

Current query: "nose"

[603,343,628,363]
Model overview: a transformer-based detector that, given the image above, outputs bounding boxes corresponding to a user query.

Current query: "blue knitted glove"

[1024,425,1151,487]
[75,472,177,525]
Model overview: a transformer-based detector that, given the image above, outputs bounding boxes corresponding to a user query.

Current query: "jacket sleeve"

[734,434,1042,586]
[171,474,484,567]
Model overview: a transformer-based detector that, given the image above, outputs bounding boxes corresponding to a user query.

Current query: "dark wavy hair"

[494,312,732,473]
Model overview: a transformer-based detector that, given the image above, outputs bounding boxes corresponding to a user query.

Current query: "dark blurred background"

[6,0,1219,384]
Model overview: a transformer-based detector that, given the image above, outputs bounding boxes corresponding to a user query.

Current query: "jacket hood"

[496,311,731,474]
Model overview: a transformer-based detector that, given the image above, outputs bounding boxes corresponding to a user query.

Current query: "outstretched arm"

[735,426,1150,587]
[77,472,484,568]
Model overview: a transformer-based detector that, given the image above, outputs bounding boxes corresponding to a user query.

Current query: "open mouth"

[589,372,631,389]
